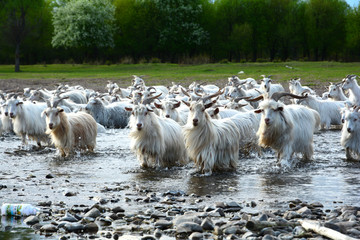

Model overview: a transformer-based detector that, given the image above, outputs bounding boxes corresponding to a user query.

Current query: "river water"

[0,128,359,238]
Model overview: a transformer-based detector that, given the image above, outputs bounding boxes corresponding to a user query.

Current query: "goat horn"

[147,86,156,92]
[247,95,264,102]
[181,87,190,97]
[271,92,307,102]
[53,96,69,108]
[234,96,251,102]
[202,89,224,103]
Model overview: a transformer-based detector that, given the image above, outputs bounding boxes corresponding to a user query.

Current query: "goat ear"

[154,102,162,109]
[16,101,23,106]
[125,107,133,112]
[58,108,64,113]
[41,111,46,118]
[214,107,219,115]
[276,107,284,111]
[204,102,213,109]
[254,109,262,114]
[173,101,181,108]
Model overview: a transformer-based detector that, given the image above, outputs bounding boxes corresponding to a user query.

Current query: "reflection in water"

[186,172,239,196]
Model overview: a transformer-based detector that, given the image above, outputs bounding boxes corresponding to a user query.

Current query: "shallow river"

[0,128,359,238]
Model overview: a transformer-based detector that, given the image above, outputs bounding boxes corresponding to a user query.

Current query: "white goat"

[227,85,262,108]
[260,75,285,97]
[42,99,97,157]
[254,92,320,164]
[298,94,344,129]
[125,104,188,168]
[341,107,360,160]
[289,78,316,95]
[85,97,131,128]
[182,101,241,174]
[328,82,348,101]
[154,99,189,125]
[7,96,49,146]
[342,74,360,106]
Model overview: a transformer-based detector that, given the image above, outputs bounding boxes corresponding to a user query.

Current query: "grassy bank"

[0,62,359,90]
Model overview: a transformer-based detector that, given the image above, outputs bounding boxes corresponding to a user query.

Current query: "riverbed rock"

[155,220,173,230]
[40,224,57,233]
[84,208,101,218]
[24,215,40,225]
[176,222,203,234]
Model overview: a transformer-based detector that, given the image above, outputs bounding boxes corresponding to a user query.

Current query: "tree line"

[1,0,360,71]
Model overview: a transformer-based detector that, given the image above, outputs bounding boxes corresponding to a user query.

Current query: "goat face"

[343,111,360,133]
[261,78,272,92]
[7,98,23,119]
[188,101,212,126]
[29,90,41,102]
[159,101,181,119]
[126,105,153,131]
[255,101,284,126]
[328,84,338,98]
[342,76,356,90]
[132,75,145,88]
[227,86,242,98]
[42,108,63,130]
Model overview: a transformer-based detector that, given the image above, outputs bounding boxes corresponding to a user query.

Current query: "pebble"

[24,215,40,225]
[84,208,101,218]
[176,222,203,233]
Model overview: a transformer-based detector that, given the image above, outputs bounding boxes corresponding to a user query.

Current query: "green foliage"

[52,0,116,49]
[155,0,209,57]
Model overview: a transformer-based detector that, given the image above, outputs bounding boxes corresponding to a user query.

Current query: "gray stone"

[63,222,84,232]
[173,214,202,225]
[176,222,203,233]
[224,226,246,235]
[283,211,301,220]
[112,206,125,213]
[201,218,214,231]
[59,212,78,222]
[140,236,156,240]
[189,232,204,240]
[155,220,173,230]
[262,234,277,240]
[24,215,40,225]
[258,214,268,222]
[293,226,306,236]
[84,208,101,218]
[40,224,57,233]
[84,222,99,233]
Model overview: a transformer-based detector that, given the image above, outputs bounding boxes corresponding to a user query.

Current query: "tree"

[0,0,45,72]
[51,0,116,60]
[155,0,209,61]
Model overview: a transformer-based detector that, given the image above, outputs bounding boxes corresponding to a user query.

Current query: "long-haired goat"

[85,97,130,128]
[182,90,258,174]
[342,74,360,106]
[125,104,188,168]
[297,93,344,129]
[340,107,360,160]
[154,99,189,125]
[42,98,97,157]
[260,75,285,97]
[328,82,348,101]
[254,92,320,164]
[7,95,49,146]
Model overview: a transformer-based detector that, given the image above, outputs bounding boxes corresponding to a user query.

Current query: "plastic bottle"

[1,203,38,216]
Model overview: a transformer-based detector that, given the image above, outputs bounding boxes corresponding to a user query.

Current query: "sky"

[346,0,359,7]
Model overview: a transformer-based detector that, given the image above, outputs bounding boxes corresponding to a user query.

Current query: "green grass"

[0,62,359,88]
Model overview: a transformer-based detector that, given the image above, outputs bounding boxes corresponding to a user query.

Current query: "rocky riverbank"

[4,186,359,240]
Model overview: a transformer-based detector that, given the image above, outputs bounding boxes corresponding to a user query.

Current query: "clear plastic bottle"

[1,203,38,216]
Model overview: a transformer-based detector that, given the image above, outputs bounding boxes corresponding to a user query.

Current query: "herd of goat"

[0,74,360,174]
